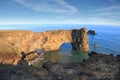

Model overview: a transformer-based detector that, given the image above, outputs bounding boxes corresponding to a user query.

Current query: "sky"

[0,0,120,25]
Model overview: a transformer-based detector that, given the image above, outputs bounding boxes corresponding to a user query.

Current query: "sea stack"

[71,28,89,51]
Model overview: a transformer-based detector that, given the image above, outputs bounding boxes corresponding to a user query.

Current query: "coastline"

[0,52,119,80]
[0,29,120,80]
[1,0,120,79]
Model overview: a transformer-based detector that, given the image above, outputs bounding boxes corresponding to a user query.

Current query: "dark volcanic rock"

[117,55,120,58]
[110,54,113,56]
[88,51,98,57]
[0,52,119,80]
[87,30,96,35]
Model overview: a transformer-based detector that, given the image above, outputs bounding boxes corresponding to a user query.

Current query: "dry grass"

[49,30,63,34]
[0,43,20,60]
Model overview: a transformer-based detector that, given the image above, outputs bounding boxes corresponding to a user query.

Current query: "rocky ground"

[0,52,120,80]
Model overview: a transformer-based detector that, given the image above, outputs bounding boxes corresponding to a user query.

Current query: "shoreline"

[0,52,120,80]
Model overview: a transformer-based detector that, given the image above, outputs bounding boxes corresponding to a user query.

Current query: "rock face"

[0,28,89,53]
[0,28,89,64]
[71,28,89,51]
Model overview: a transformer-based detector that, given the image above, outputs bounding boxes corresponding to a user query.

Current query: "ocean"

[0,24,120,64]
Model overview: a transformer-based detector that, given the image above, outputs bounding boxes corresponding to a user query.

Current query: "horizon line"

[0,23,120,26]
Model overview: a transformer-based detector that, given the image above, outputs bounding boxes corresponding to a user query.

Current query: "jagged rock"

[0,53,119,80]
[21,50,44,65]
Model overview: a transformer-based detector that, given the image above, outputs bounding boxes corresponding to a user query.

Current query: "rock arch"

[0,28,89,53]
[59,42,73,50]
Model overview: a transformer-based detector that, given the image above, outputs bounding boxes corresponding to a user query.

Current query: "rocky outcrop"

[87,30,96,35]
[0,28,89,52]
[72,28,89,51]
[0,28,89,64]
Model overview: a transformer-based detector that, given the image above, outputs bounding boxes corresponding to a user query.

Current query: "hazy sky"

[0,0,120,25]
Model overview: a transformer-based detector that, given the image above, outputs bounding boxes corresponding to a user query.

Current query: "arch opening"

[59,42,73,55]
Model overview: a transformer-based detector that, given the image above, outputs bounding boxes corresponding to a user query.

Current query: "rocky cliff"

[0,28,89,64]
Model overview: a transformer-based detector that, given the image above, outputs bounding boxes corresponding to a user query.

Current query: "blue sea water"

[0,24,120,56]
[88,27,120,56]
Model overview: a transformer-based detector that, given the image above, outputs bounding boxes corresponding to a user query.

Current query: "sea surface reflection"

[34,50,89,67]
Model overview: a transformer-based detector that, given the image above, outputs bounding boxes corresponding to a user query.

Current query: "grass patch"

[0,43,20,59]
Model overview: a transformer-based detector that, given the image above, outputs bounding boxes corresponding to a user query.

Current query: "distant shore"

[0,52,119,80]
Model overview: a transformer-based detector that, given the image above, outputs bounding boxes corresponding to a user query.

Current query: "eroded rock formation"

[71,28,89,51]
[0,28,89,64]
